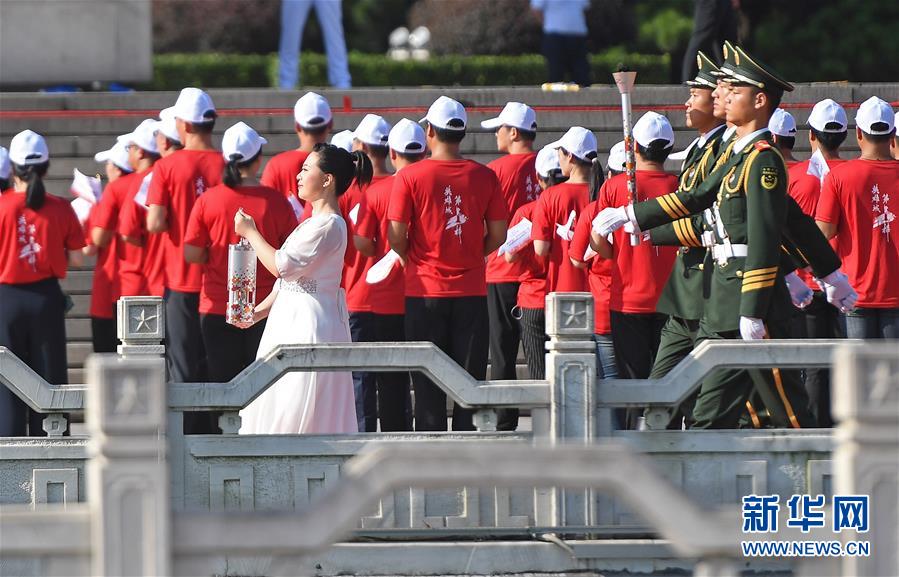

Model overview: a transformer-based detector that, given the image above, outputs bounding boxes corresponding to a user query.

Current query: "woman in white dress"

[235,143,373,434]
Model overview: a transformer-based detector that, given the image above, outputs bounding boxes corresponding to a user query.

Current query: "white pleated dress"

[239,213,357,434]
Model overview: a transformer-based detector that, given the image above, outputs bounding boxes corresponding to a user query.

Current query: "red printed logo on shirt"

[16,215,42,270]
[443,185,468,242]
[871,183,894,238]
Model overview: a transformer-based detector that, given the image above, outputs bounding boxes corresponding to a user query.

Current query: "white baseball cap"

[354,114,391,147]
[9,130,49,165]
[172,87,217,124]
[607,140,627,172]
[330,130,355,152]
[633,111,675,147]
[768,108,797,137]
[221,121,267,162]
[95,140,132,172]
[480,101,537,132]
[421,96,467,131]
[120,119,160,155]
[388,118,427,154]
[294,92,332,129]
[808,99,848,133]
[547,126,597,161]
[158,106,181,143]
[856,96,895,135]
[0,147,10,180]
[535,144,562,179]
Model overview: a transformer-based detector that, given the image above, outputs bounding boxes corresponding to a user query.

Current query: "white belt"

[711,243,748,264]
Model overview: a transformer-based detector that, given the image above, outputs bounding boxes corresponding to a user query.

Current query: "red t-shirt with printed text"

[789,158,847,290]
[0,192,85,284]
[185,184,297,316]
[362,174,405,314]
[511,201,548,310]
[596,171,679,314]
[340,175,388,312]
[530,182,589,294]
[816,159,899,308]
[569,206,613,334]
[486,152,539,284]
[146,149,224,292]
[388,158,507,297]
[118,169,166,297]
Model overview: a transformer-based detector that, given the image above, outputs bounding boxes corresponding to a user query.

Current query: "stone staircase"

[1,83,896,382]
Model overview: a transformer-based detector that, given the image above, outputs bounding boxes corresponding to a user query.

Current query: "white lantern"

[226,239,257,326]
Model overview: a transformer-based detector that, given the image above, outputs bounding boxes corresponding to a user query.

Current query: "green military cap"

[727,45,794,95]
[686,51,720,89]
[711,40,737,78]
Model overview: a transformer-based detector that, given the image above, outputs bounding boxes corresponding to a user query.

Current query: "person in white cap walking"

[278,0,352,89]
[146,87,224,434]
[185,122,297,389]
[786,98,849,427]
[0,130,85,436]
[589,112,680,428]
[330,129,354,152]
[85,136,137,353]
[349,118,429,432]
[155,106,183,157]
[480,102,539,431]
[768,108,798,164]
[817,96,899,340]
[262,92,333,219]
[387,96,508,431]
[236,143,373,434]
[0,146,11,194]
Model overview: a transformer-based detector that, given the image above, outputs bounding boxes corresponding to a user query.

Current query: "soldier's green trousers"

[691,318,815,429]
[649,316,700,428]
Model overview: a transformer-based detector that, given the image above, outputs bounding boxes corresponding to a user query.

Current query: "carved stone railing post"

[832,342,898,577]
[87,354,170,577]
[543,292,596,527]
[116,296,165,358]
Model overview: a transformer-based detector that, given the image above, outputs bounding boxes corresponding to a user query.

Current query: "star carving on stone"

[562,302,586,327]
[131,307,158,333]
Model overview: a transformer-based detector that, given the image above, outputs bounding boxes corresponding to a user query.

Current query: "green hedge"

[148,50,670,90]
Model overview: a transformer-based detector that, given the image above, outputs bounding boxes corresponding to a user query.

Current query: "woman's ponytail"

[14,161,49,210]
[588,155,604,202]
[351,150,373,189]
[223,155,243,188]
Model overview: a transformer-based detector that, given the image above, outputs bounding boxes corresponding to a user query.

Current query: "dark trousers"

[543,33,591,86]
[649,315,700,428]
[0,279,69,436]
[518,307,547,380]
[843,306,899,339]
[691,318,814,429]
[610,311,667,428]
[794,292,842,427]
[165,289,207,434]
[349,311,378,432]
[405,296,489,431]
[371,313,413,432]
[681,0,737,82]
[91,315,118,353]
[487,282,521,431]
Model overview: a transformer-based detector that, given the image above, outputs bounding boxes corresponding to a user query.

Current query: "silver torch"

[613,65,640,246]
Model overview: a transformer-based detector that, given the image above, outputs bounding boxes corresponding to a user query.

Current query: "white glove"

[815,270,858,313]
[740,316,767,340]
[592,204,637,237]
[784,271,813,309]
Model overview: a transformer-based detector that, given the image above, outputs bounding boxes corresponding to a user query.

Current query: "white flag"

[807,148,831,186]
[497,218,532,256]
[70,169,101,204]
[555,210,576,241]
[366,250,402,284]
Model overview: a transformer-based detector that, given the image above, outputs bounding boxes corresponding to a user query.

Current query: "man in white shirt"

[531,0,590,86]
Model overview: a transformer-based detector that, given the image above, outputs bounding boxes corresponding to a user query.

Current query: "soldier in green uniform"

[594,45,854,428]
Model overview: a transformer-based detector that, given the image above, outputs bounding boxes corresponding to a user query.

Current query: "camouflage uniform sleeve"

[782,195,841,278]
[740,147,788,319]
[648,214,705,247]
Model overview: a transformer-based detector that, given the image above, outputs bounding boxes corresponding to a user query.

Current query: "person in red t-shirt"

[0,130,85,436]
[589,112,679,427]
[185,122,297,388]
[768,108,798,164]
[118,112,177,299]
[349,118,428,432]
[787,98,849,427]
[480,102,538,432]
[86,137,137,352]
[261,92,333,220]
[507,145,565,381]
[146,88,224,428]
[387,96,508,431]
[817,96,899,340]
